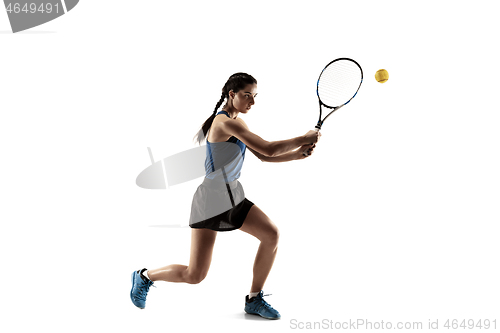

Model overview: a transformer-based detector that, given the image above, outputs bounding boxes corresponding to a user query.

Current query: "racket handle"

[302,128,320,156]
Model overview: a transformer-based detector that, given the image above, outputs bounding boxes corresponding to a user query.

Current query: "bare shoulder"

[220,116,247,131]
[208,114,232,142]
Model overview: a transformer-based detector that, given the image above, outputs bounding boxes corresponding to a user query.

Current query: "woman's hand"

[304,130,321,144]
[296,143,317,159]
[298,130,321,158]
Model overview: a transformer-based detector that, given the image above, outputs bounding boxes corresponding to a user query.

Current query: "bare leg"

[147,228,217,284]
[239,205,280,293]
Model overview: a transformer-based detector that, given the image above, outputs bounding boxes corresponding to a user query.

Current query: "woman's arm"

[248,144,316,162]
[222,117,318,157]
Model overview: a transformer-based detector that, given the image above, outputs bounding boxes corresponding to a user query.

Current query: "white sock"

[142,269,151,281]
[249,291,260,299]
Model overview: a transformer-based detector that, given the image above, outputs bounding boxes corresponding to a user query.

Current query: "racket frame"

[315,57,363,131]
[304,58,363,156]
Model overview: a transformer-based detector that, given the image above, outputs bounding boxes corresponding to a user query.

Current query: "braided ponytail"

[213,92,226,114]
[193,72,257,145]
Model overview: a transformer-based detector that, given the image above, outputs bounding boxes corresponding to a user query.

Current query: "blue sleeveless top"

[205,111,246,182]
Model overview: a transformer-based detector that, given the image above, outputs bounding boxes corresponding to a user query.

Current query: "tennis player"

[130,73,320,319]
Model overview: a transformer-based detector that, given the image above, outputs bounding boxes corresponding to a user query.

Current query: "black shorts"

[189,178,254,232]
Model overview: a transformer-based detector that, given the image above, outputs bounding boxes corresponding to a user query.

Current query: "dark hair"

[194,72,257,145]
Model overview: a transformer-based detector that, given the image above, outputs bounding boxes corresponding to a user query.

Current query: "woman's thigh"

[239,205,279,243]
[187,228,217,277]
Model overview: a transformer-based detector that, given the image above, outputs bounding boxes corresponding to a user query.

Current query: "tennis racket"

[304,58,363,156]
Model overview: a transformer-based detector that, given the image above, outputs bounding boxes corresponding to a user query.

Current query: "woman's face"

[229,83,258,113]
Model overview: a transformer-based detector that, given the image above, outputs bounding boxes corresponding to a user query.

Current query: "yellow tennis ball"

[375,69,389,83]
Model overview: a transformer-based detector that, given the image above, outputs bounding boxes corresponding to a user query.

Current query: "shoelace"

[135,281,156,301]
[256,293,276,312]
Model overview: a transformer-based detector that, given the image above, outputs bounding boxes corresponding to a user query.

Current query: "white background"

[1,1,499,332]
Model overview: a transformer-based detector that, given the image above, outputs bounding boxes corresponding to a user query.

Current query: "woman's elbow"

[263,143,276,157]
[255,150,271,162]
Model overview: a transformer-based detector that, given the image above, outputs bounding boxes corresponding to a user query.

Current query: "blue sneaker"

[130,268,156,309]
[244,291,281,319]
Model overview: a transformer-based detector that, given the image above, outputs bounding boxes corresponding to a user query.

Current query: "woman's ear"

[228,90,235,99]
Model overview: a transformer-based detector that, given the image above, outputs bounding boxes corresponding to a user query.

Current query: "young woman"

[130,73,320,319]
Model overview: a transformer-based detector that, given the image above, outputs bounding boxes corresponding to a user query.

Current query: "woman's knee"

[262,225,280,247]
[240,205,280,247]
[184,268,209,284]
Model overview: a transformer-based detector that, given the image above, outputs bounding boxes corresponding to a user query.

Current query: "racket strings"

[318,60,362,107]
